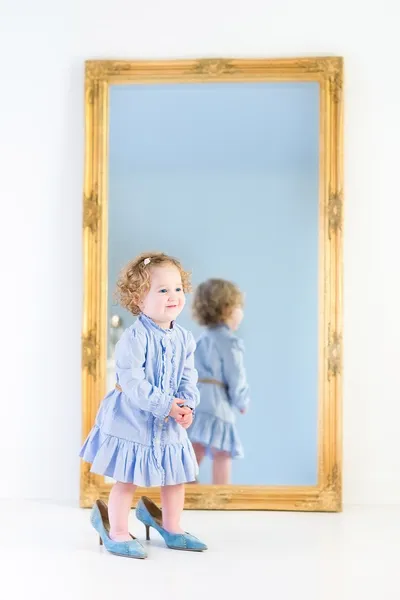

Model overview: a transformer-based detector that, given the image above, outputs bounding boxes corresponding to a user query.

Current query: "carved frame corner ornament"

[327,463,342,499]
[297,57,343,103]
[325,58,343,104]
[319,57,343,104]
[295,464,342,512]
[319,463,342,511]
[81,56,343,510]
[85,61,107,82]
[80,465,101,507]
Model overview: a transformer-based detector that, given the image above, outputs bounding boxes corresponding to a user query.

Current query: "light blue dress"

[188,325,250,459]
[80,314,200,487]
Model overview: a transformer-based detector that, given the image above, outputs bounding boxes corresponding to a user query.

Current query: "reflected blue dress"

[188,325,250,458]
[80,314,200,486]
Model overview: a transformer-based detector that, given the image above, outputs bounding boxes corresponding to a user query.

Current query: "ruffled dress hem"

[80,425,198,486]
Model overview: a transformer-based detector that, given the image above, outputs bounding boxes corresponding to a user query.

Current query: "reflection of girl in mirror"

[188,279,250,484]
[80,252,207,558]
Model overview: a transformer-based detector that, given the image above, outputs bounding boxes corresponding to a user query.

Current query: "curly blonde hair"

[192,278,243,326]
[115,252,192,316]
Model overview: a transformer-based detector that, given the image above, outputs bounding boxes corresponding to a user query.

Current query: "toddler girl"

[80,252,207,558]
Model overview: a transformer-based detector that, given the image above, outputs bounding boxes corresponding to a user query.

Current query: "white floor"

[1,501,399,600]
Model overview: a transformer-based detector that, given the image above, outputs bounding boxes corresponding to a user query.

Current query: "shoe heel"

[145,525,150,541]
[99,536,103,546]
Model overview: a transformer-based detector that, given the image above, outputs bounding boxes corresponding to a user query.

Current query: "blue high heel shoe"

[91,499,147,559]
[136,496,207,552]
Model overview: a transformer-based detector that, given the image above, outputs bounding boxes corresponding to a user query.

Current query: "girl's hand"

[179,411,193,429]
[240,408,247,414]
[169,398,191,421]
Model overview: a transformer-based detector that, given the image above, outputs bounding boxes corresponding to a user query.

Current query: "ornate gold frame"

[81,57,343,511]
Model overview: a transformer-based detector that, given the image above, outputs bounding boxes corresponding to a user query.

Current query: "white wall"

[0,0,398,505]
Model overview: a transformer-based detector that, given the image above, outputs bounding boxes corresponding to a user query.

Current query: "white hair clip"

[143,257,151,266]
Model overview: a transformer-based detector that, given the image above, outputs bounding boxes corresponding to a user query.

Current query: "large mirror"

[81,58,343,511]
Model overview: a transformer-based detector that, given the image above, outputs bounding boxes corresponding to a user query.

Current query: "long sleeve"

[177,332,200,411]
[221,338,250,411]
[115,330,174,420]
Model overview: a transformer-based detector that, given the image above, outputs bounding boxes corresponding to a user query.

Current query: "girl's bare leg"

[212,450,232,485]
[161,484,185,534]
[108,481,137,541]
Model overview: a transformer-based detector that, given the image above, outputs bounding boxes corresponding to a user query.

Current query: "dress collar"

[139,313,176,337]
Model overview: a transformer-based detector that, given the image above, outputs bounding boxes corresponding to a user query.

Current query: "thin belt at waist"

[198,378,227,389]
